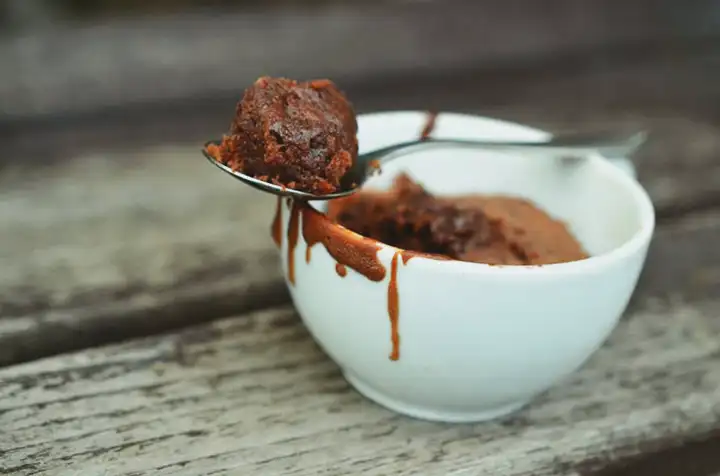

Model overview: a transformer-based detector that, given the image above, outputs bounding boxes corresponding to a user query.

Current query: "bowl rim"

[308,110,656,278]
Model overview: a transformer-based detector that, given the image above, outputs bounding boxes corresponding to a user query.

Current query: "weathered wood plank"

[1,115,719,366]
[582,432,720,476]
[0,290,718,475]
[0,148,284,365]
[4,0,720,118]
[634,210,720,303]
[6,58,720,212]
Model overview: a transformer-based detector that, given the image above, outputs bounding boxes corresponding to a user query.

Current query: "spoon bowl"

[203,130,647,200]
[202,146,348,200]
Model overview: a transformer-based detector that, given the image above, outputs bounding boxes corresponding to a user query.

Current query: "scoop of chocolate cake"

[211,77,358,195]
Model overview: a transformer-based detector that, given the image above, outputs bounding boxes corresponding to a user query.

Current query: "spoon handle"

[360,131,647,165]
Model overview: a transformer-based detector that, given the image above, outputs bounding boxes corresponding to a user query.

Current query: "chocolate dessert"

[270,111,587,361]
[209,77,358,195]
[326,174,588,266]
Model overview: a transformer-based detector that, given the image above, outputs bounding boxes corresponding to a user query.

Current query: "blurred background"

[3,0,720,163]
[2,4,720,472]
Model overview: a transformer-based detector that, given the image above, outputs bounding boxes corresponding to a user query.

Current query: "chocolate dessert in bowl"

[270,111,654,423]
[204,78,653,422]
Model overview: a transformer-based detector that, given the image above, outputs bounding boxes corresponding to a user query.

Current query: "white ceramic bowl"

[276,112,655,422]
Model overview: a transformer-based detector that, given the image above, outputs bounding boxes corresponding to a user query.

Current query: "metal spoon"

[202,130,647,201]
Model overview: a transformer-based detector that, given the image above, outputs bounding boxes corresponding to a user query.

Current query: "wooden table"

[2,58,720,475]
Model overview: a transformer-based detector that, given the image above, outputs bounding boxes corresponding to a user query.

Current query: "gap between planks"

[581,430,720,476]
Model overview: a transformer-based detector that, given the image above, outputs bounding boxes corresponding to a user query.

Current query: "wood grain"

[1,115,720,366]
[0,147,284,365]
[0,292,718,475]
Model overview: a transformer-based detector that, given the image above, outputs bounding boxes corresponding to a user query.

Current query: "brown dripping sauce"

[269,112,439,361]
[419,111,438,140]
[335,263,348,277]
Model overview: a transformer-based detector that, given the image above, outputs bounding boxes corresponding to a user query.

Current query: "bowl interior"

[312,112,651,258]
